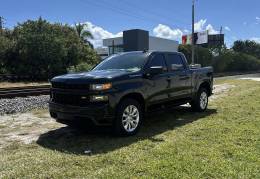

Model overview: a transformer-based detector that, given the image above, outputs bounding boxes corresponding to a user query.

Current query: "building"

[95,47,109,59]
[206,34,224,47]
[103,29,179,56]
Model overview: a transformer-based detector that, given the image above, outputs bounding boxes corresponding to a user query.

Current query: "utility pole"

[112,40,115,55]
[220,26,223,34]
[191,0,195,64]
[0,16,3,35]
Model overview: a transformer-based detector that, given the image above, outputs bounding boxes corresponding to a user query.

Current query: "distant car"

[49,51,213,136]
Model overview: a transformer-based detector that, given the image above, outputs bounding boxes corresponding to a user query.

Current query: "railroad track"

[0,85,50,98]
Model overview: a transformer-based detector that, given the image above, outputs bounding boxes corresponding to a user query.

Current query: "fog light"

[90,95,108,102]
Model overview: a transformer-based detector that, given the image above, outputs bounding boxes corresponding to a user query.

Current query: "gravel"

[0,95,49,115]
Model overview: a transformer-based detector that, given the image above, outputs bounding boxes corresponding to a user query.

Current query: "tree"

[75,23,94,49]
[4,18,99,80]
[0,30,15,74]
[178,45,213,67]
[233,40,260,59]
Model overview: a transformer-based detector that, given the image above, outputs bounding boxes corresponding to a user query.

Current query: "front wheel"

[113,99,143,136]
[191,88,209,112]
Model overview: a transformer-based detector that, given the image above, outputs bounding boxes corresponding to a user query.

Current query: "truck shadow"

[37,106,217,155]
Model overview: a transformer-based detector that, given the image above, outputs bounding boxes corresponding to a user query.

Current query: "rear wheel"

[191,88,209,112]
[113,98,143,136]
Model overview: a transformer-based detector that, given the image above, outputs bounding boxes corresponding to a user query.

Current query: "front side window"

[167,54,185,71]
[148,54,167,71]
[93,52,148,72]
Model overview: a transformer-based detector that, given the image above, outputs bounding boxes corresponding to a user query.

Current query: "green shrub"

[233,40,260,59]
[179,44,260,73]
[0,34,15,74]
[213,51,260,72]
[212,50,234,72]
[3,18,99,80]
[227,53,260,72]
[178,45,213,67]
[67,63,94,73]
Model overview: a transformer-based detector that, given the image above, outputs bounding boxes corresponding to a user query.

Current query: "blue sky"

[1,0,260,47]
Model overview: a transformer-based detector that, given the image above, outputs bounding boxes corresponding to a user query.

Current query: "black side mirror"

[171,64,183,71]
[147,66,163,76]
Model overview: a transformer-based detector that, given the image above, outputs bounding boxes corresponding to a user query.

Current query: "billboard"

[196,31,208,44]
[182,34,192,45]
[182,31,208,45]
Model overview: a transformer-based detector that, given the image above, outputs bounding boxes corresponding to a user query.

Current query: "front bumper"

[49,101,115,126]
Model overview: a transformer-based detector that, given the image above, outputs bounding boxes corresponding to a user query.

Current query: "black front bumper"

[49,102,115,126]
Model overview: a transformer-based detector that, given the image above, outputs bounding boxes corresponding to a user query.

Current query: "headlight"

[90,83,112,91]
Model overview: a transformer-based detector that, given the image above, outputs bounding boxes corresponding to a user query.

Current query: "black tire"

[113,98,143,136]
[191,88,209,112]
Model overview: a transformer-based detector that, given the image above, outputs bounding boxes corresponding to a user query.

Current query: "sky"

[1,0,260,47]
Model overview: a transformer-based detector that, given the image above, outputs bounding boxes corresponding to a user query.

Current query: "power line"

[81,0,188,31]
[82,0,153,23]
[104,0,190,30]
[115,0,191,27]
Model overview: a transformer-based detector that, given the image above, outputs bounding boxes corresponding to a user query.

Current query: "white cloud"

[194,19,218,34]
[80,19,220,47]
[153,24,183,41]
[152,20,219,42]
[194,19,207,32]
[256,17,260,24]
[250,37,260,43]
[184,29,190,33]
[82,22,122,47]
[206,24,219,34]
[224,26,231,31]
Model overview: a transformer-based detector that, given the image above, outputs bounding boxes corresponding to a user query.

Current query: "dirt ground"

[0,83,236,150]
[0,111,65,149]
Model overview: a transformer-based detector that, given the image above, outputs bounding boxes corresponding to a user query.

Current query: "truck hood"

[51,70,136,83]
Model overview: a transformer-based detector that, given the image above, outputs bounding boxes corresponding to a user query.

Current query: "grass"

[0,79,260,178]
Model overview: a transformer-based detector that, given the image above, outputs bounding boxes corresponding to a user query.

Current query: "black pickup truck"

[49,51,213,136]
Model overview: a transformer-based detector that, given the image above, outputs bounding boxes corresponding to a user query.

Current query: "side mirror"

[147,66,163,76]
[171,64,183,71]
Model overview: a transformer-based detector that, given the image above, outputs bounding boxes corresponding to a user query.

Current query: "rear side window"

[148,54,167,71]
[167,54,185,71]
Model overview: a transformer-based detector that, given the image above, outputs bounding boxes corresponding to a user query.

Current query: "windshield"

[93,52,148,72]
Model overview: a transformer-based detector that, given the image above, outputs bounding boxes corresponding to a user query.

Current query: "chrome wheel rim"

[200,91,208,109]
[122,105,139,132]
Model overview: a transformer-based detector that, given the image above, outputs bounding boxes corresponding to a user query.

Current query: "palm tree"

[75,23,94,49]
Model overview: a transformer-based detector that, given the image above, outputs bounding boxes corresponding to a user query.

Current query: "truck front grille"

[52,92,90,106]
[52,82,89,90]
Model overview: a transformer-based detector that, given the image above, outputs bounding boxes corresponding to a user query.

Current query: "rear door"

[144,53,170,105]
[166,53,192,99]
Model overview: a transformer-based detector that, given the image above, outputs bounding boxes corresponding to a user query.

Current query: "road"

[215,73,260,81]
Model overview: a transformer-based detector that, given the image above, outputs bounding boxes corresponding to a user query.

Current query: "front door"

[166,53,192,99]
[144,53,170,105]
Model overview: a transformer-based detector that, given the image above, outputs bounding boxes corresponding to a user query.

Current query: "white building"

[97,29,179,57]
